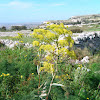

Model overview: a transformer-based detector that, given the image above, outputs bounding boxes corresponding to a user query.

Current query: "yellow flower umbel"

[32,41,40,46]
[68,50,76,59]
[40,62,54,73]
[37,34,44,40]
[58,48,69,57]
[39,45,55,52]
[66,36,74,47]
[60,23,65,28]
[53,28,64,35]
[45,31,56,39]
[45,55,52,61]
[58,40,68,47]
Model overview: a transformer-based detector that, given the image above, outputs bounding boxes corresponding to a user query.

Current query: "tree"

[11,26,27,30]
[1,26,6,31]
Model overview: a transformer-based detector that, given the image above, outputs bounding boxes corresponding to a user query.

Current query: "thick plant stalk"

[46,73,55,100]
[46,47,59,99]
[37,51,41,94]
[38,74,40,94]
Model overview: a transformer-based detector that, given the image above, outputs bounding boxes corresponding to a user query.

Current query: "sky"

[0,0,100,23]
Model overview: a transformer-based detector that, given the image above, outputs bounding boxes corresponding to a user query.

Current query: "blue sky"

[0,0,100,23]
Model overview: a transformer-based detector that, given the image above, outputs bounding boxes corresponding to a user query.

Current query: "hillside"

[45,14,100,25]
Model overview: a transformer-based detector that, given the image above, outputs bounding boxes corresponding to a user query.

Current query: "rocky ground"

[0,30,32,37]
[0,30,100,64]
[0,30,33,48]
[0,30,100,53]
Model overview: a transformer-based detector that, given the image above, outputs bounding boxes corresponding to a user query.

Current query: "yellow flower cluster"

[45,55,52,61]
[47,23,72,35]
[39,45,55,52]
[58,48,69,56]
[19,41,23,43]
[63,29,68,33]
[58,40,68,47]
[32,30,56,41]
[37,34,44,40]
[0,73,10,77]
[66,36,74,47]
[45,31,56,39]
[32,41,40,46]
[53,28,64,35]
[55,74,71,80]
[47,24,60,29]
[68,50,76,59]
[40,62,54,73]
[57,48,76,58]
[31,23,73,43]
[34,29,46,34]
[60,23,65,28]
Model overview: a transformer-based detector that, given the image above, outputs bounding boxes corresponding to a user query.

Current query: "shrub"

[0,42,4,47]
[70,28,83,33]
[11,26,27,30]
[0,26,6,31]
[74,47,91,60]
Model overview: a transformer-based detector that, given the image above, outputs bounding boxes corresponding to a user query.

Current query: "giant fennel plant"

[31,23,76,99]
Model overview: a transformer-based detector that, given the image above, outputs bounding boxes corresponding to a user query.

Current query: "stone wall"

[74,33,100,54]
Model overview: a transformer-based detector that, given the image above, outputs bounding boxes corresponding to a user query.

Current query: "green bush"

[11,26,27,30]
[0,42,4,47]
[0,47,39,99]
[70,28,83,33]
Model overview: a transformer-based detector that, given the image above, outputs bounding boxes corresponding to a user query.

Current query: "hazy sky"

[0,0,100,23]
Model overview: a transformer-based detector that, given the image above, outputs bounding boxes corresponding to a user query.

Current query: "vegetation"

[11,26,27,30]
[0,26,6,32]
[0,23,100,100]
[0,33,34,44]
[67,24,100,32]
[70,28,83,33]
